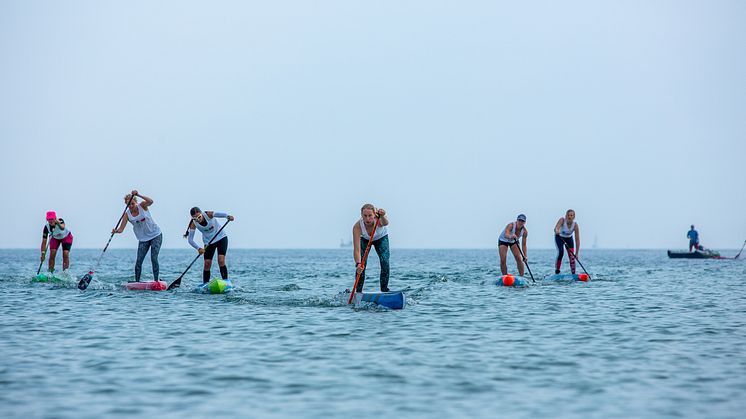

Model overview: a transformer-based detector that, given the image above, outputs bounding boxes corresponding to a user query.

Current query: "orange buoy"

[578,273,589,281]
[502,274,515,286]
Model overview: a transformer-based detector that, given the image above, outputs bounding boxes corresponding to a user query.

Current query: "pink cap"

[46,211,57,221]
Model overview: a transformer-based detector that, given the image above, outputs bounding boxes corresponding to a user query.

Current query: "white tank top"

[127,204,162,242]
[498,222,526,244]
[193,211,227,245]
[359,219,388,241]
[46,222,70,240]
[558,218,576,238]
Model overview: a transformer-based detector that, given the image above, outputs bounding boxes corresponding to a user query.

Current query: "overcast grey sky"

[1,1,744,249]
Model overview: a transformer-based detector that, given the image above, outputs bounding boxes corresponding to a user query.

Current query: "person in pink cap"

[40,211,74,274]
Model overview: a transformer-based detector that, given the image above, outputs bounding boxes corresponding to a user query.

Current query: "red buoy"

[502,275,515,286]
[578,273,589,281]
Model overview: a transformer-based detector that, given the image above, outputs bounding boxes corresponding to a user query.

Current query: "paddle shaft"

[735,240,746,260]
[561,236,590,278]
[348,217,380,304]
[36,232,52,275]
[77,195,135,289]
[168,219,231,290]
[511,240,534,282]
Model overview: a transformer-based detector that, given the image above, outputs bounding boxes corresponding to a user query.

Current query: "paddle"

[734,240,746,260]
[560,236,591,279]
[77,195,135,290]
[167,219,231,290]
[511,240,535,282]
[36,230,52,276]
[348,216,380,304]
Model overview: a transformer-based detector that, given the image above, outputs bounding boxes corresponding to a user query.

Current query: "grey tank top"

[127,204,162,242]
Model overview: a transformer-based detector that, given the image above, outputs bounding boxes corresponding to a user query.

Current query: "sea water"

[1,249,744,418]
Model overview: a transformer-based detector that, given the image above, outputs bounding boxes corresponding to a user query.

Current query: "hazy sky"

[2,1,744,249]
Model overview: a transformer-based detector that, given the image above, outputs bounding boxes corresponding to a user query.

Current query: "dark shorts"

[204,236,228,261]
[498,240,516,248]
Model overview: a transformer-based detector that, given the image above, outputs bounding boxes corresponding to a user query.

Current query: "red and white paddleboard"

[123,281,167,291]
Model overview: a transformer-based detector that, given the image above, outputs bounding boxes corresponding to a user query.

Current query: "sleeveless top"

[44,220,70,240]
[359,219,388,241]
[193,211,227,245]
[498,222,526,244]
[558,218,577,238]
[126,204,162,242]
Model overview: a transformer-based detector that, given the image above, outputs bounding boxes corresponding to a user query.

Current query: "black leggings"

[555,235,576,274]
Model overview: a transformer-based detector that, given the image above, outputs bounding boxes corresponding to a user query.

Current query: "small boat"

[195,278,233,294]
[496,274,529,287]
[352,291,406,309]
[544,273,589,282]
[667,250,720,259]
[123,281,167,291]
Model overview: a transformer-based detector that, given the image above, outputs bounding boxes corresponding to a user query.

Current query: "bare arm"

[504,223,514,239]
[377,208,389,226]
[352,222,362,264]
[132,190,154,210]
[522,229,528,259]
[113,214,128,234]
[574,223,580,256]
[554,218,564,235]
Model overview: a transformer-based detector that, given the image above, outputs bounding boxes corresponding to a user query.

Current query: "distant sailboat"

[340,239,353,248]
[592,235,598,249]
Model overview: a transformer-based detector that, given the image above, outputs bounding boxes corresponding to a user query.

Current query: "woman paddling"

[352,204,390,292]
[184,207,234,283]
[112,190,162,282]
[40,211,73,275]
[554,209,581,274]
[498,214,529,276]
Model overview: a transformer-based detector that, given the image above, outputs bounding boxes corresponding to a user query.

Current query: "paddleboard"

[544,273,589,282]
[123,281,167,291]
[195,278,233,294]
[31,273,64,283]
[354,290,406,309]
[496,274,529,287]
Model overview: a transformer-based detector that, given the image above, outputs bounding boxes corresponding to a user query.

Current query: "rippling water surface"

[1,249,745,418]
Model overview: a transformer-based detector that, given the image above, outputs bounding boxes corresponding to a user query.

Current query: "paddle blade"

[77,272,93,290]
[167,278,181,291]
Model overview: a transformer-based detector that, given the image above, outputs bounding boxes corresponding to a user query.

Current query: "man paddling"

[498,214,529,276]
[687,225,700,252]
[352,204,390,292]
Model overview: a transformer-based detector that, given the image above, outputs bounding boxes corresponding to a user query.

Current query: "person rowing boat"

[687,225,700,252]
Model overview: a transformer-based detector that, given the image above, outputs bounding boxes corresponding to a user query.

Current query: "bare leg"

[511,245,525,276]
[48,248,58,272]
[499,245,509,275]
